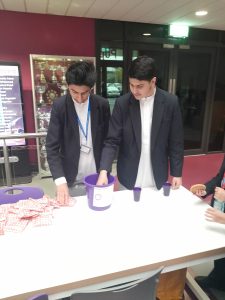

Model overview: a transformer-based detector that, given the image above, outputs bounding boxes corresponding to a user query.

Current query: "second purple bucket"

[84,173,115,211]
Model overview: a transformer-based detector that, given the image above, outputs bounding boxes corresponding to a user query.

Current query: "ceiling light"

[195,10,208,16]
[142,33,151,36]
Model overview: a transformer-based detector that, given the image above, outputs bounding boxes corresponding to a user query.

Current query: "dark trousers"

[208,257,225,290]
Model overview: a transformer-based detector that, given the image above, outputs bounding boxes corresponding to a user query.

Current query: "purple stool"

[0,186,44,205]
[27,294,48,300]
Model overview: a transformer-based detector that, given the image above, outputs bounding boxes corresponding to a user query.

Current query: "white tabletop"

[1,186,225,300]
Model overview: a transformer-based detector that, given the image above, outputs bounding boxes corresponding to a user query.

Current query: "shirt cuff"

[55,177,67,186]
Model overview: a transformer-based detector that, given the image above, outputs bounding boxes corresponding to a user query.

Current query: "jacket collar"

[128,88,165,151]
[128,93,142,153]
[151,88,165,149]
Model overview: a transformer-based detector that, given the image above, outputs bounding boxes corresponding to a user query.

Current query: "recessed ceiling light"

[195,10,208,16]
[142,33,151,36]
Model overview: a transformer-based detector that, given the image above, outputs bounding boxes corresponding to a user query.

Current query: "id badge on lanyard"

[81,144,91,153]
[77,97,91,154]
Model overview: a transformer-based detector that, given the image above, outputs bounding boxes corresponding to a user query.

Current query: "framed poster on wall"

[30,54,96,177]
[0,61,33,184]
[0,61,25,146]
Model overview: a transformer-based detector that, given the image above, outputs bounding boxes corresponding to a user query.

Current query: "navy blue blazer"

[205,155,225,211]
[100,88,184,189]
[46,93,110,185]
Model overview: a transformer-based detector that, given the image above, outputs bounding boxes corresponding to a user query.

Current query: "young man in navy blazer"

[97,55,185,300]
[46,61,110,205]
[98,55,183,190]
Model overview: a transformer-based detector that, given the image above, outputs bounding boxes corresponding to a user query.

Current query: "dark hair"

[66,60,96,88]
[128,55,157,81]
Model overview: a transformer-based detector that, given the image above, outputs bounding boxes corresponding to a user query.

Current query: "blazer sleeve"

[102,98,111,140]
[100,98,123,171]
[168,97,184,177]
[46,101,65,180]
[205,156,225,195]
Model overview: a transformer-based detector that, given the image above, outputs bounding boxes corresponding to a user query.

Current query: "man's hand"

[205,207,225,224]
[56,183,70,205]
[214,187,225,202]
[172,177,182,189]
[195,189,207,197]
[96,170,108,185]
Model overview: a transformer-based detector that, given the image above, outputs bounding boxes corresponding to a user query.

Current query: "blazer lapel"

[151,89,165,150]
[129,95,141,153]
[66,94,80,141]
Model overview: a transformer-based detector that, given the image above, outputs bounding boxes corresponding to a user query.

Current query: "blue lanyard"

[77,97,90,142]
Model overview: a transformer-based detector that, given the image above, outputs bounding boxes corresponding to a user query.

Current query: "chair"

[0,186,44,204]
[27,294,48,300]
[71,267,163,300]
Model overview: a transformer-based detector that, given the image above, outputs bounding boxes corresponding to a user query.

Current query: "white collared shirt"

[135,90,156,188]
[74,99,96,182]
[55,99,96,186]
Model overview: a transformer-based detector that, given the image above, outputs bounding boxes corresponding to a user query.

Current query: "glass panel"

[0,135,43,186]
[176,52,211,150]
[208,49,225,151]
[101,48,123,61]
[106,67,123,111]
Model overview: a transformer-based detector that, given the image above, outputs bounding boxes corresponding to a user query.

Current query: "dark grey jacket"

[46,93,110,185]
[100,88,184,189]
[204,155,225,211]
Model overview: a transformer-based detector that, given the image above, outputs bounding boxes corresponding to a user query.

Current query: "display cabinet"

[30,54,96,177]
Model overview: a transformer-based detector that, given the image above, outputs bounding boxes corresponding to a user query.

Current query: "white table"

[1,186,225,300]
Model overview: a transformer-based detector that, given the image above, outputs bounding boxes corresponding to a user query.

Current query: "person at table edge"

[97,55,185,300]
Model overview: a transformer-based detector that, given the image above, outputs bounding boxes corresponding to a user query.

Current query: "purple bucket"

[84,173,115,211]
